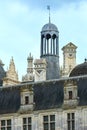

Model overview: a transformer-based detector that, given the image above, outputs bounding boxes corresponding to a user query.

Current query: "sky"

[0,0,87,80]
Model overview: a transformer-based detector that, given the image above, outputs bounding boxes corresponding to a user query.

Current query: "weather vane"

[47,5,51,23]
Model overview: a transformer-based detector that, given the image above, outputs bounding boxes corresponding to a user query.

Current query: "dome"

[70,60,87,77]
[42,23,58,32]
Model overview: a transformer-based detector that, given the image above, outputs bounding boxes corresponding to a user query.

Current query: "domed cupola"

[40,6,60,80]
[42,23,58,32]
[41,22,59,57]
[70,59,87,77]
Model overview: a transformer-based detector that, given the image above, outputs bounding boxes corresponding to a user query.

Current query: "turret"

[40,17,60,80]
[22,53,34,82]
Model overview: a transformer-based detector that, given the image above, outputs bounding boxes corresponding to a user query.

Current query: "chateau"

[0,14,87,130]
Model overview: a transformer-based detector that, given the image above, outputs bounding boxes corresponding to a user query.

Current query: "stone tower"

[62,42,77,76]
[40,19,60,80]
[22,53,34,82]
[27,53,33,75]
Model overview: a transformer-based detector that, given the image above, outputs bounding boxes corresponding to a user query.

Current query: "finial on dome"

[47,5,51,23]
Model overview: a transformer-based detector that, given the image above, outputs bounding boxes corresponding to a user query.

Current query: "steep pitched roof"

[34,80,64,110]
[0,76,87,114]
[78,78,87,106]
[0,88,20,114]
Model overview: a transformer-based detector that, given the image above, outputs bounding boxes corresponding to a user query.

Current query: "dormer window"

[69,91,72,99]
[19,87,34,113]
[25,96,29,105]
[63,80,78,109]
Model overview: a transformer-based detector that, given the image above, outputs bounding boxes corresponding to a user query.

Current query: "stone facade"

[63,80,78,109]
[1,105,87,130]
[34,58,46,81]
[19,86,34,113]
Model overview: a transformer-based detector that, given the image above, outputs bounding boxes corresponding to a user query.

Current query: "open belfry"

[0,6,87,130]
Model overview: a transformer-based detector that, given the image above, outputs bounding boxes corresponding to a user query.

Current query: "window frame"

[1,119,11,130]
[23,117,32,130]
[25,96,29,105]
[67,113,75,130]
[43,115,55,130]
[69,91,73,99]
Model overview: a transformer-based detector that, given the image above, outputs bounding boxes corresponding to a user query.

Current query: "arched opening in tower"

[41,33,58,56]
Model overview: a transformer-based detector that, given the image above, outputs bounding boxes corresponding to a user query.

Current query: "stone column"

[41,37,43,55]
[47,39,49,54]
[51,37,52,54]
[45,37,46,54]
[53,39,55,55]
[56,37,58,55]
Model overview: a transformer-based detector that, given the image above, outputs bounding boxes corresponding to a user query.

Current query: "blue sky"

[0,0,87,80]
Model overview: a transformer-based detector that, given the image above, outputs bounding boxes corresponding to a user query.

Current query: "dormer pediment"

[18,85,34,113]
[62,42,77,51]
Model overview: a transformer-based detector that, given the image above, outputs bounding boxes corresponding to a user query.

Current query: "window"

[25,96,29,104]
[23,117,32,130]
[43,115,55,130]
[69,91,73,99]
[67,113,75,130]
[1,119,11,130]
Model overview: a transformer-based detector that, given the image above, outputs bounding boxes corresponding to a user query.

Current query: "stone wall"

[1,107,87,130]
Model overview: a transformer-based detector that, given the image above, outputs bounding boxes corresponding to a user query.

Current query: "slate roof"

[70,61,87,77]
[0,76,87,114]
[34,80,64,110]
[77,77,87,106]
[0,88,20,114]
